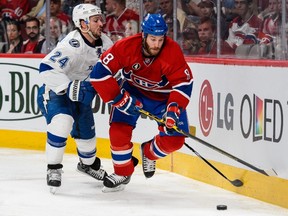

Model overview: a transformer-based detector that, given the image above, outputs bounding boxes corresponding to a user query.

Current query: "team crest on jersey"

[123,70,168,90]
[95,47,103,58]
[69,39,80,48]
[132,63,141,70]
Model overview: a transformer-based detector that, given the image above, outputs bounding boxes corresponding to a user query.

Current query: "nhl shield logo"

[132,63,141,70]
[144,58,154,64]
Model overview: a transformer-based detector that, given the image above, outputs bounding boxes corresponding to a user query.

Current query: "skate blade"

[76,168,105,181]
[102,185,126,193]
[49,186,59,194]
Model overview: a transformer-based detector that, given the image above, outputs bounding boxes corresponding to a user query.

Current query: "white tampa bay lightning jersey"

[39,29,113,94]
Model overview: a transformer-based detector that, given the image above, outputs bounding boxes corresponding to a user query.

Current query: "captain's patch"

[132,63,141,70]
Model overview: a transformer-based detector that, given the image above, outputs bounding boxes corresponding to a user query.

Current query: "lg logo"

[198,79,284,142]
[199,80,213,137]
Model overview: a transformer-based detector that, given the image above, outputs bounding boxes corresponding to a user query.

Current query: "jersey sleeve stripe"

[39,63,53,73]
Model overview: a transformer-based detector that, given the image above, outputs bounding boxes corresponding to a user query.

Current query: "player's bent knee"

[47,114,74,138]
[160,136,185,153]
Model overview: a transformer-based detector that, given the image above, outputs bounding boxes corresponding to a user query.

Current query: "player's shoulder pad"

[60,30,83,50]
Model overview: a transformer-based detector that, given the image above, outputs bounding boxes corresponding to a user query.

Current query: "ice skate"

[102,156,139,193]
[102,173,131,193]
[141,141,156,178]
[77,157,107,181]
[47,164,63,194]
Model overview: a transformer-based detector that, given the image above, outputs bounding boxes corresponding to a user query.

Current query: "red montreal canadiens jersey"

[90,33,193,109]
[0,0,30,20]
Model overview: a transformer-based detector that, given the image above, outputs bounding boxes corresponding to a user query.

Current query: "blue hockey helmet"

[141,13,168,37]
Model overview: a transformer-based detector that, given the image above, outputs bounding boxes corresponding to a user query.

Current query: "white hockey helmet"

[72,4,103,28]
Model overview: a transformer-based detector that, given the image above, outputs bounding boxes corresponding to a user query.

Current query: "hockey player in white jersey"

[37,3,113,193]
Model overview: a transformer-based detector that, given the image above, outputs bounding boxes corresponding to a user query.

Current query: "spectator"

[286,0,288,23]
[1,19,23,53]
[181,0,204,17]
[104,0,139,42]
[225,0,263,51]
[181,26,201,55]
[62,0,82,16]
[197,0,228,38]
[41,16,66,54]
[124,19,138,37]
[0,20,7,49]
[159,0,187,32]
[144,0,160,15]
[258,0,282,59]
[83,0,96,4]
[0,0,30,21]
[166,17,181,41]
[20,0,46,22]
[197,0,216,18]
[260,0,280,36]
[39,0,73,35]
[21,17,45,53]
[221,0,238,23]
[197,16,234,55]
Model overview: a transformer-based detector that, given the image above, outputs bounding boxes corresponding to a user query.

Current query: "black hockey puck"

[217,205,227,210]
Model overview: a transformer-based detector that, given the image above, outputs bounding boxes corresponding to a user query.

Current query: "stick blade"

[264,168,278,177]
[231,179,243,187]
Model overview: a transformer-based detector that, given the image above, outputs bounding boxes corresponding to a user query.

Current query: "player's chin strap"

[87,30,97,41]
[81,24,97,41]
[138,108,277,177]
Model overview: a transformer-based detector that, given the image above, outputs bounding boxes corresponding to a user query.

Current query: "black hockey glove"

[67,80,96,105]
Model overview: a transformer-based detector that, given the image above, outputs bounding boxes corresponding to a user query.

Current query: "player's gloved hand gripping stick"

[67,80,96,105]
[162,102,180,135]
[112,89,143,115]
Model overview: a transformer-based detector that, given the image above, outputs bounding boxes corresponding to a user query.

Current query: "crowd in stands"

[0,0,287,59]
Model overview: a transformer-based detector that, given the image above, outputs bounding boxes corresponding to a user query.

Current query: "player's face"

[144,34,165,56]
[89,15,104,38]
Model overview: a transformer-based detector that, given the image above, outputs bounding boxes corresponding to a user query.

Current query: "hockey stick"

[138,109,243,187]
[138,108,277,177]
[183,142,243,187]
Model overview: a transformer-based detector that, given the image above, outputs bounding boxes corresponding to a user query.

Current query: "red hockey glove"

[112,89,143,115]
[162,102,180,135]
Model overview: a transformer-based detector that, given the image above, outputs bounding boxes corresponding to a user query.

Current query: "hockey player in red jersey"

[90,13,193,191]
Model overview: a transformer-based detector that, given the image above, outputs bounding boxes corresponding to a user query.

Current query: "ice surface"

[0,148,287,216]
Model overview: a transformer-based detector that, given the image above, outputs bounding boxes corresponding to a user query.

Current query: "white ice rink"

[0,148,287,216]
